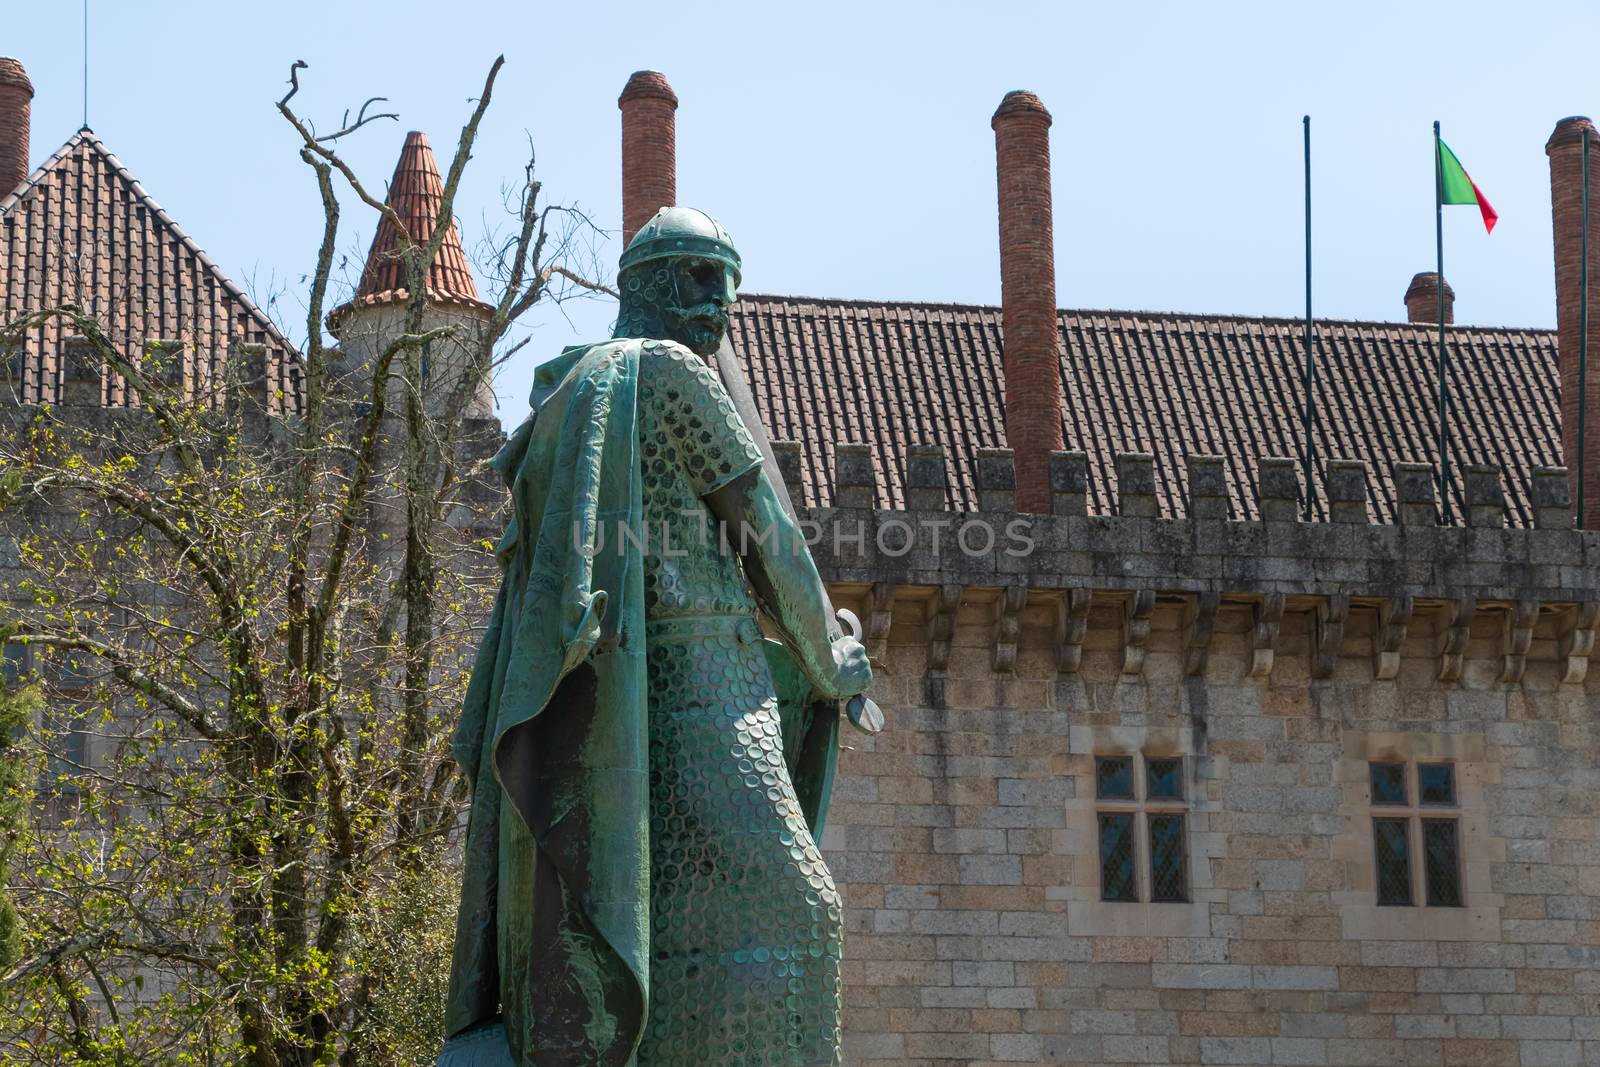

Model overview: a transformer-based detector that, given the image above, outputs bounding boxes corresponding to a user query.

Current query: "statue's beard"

[664,302,729,356]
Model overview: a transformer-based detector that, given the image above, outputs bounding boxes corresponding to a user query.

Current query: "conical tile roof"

[332,131,491,322]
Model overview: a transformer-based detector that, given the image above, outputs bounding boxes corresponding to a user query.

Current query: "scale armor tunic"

[633,340,844,1066]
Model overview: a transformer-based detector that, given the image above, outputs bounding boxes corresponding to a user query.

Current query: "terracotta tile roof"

[331,131,490,321]
[0,129,301,411]
[731,294,1562,526]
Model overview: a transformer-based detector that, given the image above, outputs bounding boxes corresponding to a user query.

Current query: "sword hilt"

[836,609,885,735]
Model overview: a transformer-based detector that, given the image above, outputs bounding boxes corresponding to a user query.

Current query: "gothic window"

[1369,760,1462,908]
[1095,754,1188,903]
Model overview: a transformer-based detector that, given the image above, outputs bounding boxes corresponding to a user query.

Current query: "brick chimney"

[1404,271,1454,324]
[992,90,1064,514]
[1547,115,1600,526]
[0,57,33,199]
[619,70,678,243]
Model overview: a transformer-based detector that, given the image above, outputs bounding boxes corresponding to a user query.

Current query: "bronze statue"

[439,207,875,1065]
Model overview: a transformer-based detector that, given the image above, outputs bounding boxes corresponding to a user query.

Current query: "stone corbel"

[1372,595,1414,681]
[1120,590,1156,675]
[1559,601,1599,685]
[1249,592,1286,678]
[1311,593,1351,680]
[1499,599,1539,684]
[1182,592,1221,677]
[1435,596,1477,682]
[992,585,1028,673]
[925,583,963,707]
[866,582,897,661]
[1054,587,1093,674]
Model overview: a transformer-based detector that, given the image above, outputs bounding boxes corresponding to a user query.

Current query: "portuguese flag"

[1439,140,1498,233]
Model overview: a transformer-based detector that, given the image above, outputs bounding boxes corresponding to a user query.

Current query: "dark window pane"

[1418,763,1456,806]
[2,643,26,687]
[1146,757,1183,801]
[1098,813,1138,902]
[54,647,94,690]
[1096,756,1134,800]
[65,719,88,768]
[1370,762,1408,806]
[1423,819,1463,907]
[4,648,27,741]
[1374,817,1413,906]
[1148,813,1187,902]
[44,707,88,794]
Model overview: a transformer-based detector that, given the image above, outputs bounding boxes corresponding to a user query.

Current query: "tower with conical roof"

[329,130,496,420]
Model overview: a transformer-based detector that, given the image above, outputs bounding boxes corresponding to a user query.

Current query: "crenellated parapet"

[2,337,506,553]
[791,441,1600,689]
[6,335,285,431]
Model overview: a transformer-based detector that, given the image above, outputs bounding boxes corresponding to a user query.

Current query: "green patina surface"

[439,209,872,1066]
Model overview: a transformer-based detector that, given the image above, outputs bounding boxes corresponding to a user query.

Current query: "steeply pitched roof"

[331,131,489,320]
[731,294,1562,526]
[0,129,300,410]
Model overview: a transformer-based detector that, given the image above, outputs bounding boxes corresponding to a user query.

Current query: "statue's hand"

[559,590,607,674]
[816,634,873,702]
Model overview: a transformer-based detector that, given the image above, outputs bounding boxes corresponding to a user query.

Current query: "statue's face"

[664,256,739,357]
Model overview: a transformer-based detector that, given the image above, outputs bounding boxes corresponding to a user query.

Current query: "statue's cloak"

[443,338,839,1065]
[445,339,648,1064]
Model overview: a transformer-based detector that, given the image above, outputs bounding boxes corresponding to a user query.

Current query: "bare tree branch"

[8,631,219,739]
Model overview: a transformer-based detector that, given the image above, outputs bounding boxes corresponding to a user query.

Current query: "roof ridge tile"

[734,291,1555,338]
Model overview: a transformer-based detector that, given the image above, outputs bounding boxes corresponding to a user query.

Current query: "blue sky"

[8,1,1596,425]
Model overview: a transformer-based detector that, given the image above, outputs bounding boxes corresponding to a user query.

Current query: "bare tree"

[0,57,606,1066]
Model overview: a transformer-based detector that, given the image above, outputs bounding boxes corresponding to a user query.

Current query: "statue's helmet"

[619,206,742,288]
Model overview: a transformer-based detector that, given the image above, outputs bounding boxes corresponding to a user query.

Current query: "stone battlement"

[790,442,1600,692]
[780,441,1575,530]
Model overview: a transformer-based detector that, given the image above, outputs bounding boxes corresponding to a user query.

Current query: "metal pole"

[1302,115,1315,521]
[82,0,88,128]
[1580,128,1590,528]
[1434,121,1451,524]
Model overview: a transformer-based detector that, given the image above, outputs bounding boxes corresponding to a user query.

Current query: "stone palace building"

[7,51,1600,1067]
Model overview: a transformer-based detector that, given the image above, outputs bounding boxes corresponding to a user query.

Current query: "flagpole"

[1434,120,1452,525]
[1302,115,1315,521]
[1580,126,1590,528]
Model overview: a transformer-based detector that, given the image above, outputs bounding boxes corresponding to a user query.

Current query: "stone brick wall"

[331,299,497,423]
[0,350,506,731]
[807,444,1600,1067]
[823,599,1600,1067]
